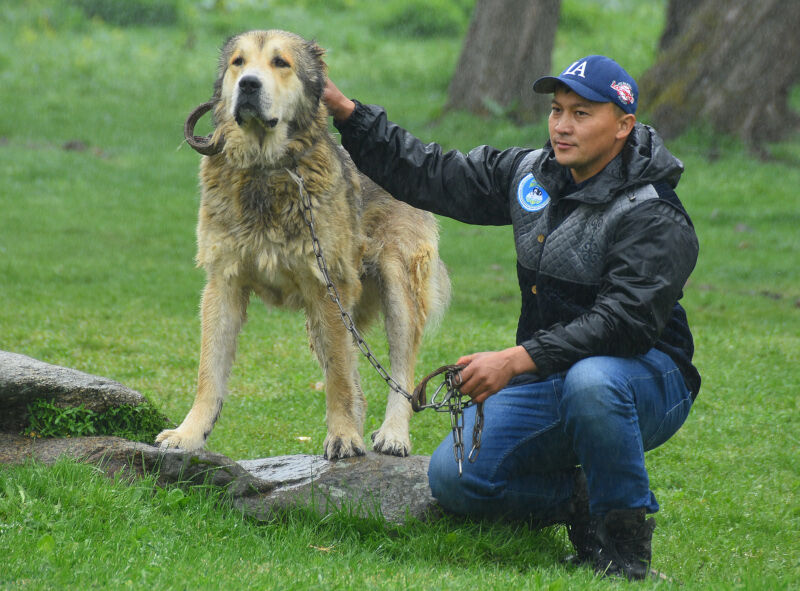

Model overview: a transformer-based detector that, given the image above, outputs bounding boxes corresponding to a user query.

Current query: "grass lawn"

[1,0,798,589]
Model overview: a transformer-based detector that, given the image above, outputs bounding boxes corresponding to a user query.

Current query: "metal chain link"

[411,366,484,476]
[469,402,484,463]
[287,168,483,473]
[440,370,483,476]
[287,168,412,402]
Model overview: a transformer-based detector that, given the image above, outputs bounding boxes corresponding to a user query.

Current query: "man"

[324,55,699,580]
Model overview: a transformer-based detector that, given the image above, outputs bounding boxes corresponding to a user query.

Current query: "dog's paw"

[155,427,205,452]
[371,426,411,457]
[323,432,366,460]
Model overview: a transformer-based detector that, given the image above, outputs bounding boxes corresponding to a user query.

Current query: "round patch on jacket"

[517,173,550,212]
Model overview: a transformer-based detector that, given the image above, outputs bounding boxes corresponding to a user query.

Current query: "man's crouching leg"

[427,379,590,523]
[559,351,692,580]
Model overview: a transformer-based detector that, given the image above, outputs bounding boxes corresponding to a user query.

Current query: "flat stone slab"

[0,434,437,524]
[236,452,437,524]
[0,350,440,524]
[238,454,333,488]
[0,433,271,497]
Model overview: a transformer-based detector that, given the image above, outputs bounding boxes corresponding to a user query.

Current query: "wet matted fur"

[156,30,450,459]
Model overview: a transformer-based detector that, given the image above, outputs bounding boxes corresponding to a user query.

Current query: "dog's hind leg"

[307,295,367,460]
[156,276,249,451]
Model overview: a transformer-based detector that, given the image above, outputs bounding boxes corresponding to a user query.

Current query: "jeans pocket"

[643,396,693,451]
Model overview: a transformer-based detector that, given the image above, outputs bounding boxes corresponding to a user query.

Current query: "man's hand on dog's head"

[323,79,356,123]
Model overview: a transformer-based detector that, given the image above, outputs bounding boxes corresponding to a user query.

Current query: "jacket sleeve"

[335,101,529,225]
[521,199,699,376]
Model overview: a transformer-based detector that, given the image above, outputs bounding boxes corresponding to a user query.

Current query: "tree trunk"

[446,0,561,123]
[658,0,700,51]
[639,0,800,148]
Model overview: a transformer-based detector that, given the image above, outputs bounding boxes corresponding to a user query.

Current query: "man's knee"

[562,357,631,411]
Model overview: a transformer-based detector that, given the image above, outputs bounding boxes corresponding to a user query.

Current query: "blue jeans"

[428,348,693,519]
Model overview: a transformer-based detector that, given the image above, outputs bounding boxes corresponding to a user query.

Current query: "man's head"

[533,56,638,183]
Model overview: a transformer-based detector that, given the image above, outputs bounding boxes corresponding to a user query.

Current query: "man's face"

[548,88,634,183]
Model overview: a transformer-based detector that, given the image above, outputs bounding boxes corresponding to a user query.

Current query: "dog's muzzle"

[234,75,278,128]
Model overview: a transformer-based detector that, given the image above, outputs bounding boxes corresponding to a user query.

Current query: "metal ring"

[184,100,224,155]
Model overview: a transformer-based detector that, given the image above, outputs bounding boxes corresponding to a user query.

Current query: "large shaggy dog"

[156,30,450,459]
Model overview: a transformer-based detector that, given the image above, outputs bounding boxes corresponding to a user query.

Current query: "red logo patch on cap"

[610,80,634,105]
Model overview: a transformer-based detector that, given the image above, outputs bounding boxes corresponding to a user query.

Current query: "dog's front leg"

[372,277,423,457]
[156,276,248,451]
[307,296,367,460]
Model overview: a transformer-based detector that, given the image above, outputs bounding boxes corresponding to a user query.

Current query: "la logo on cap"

[563,60,587,78]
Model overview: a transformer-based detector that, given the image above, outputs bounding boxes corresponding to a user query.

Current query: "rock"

[0,433,274,495]
[0,350,147,431]
[0,433,438,524]
[236,452,438,524]
[0,350,441,525]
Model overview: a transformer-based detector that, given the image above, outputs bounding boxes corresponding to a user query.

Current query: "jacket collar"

[530,123,684,205]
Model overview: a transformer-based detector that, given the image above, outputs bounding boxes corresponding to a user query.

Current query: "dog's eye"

[272,56,290,69]
[232,56,244,67]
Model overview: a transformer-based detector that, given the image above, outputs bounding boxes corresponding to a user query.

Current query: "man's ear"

[616,113,636,140]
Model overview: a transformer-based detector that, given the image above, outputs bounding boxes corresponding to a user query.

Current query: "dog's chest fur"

[196,153,362,307]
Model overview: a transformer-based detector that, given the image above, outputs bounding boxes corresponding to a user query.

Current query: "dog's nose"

[238,76,261,95]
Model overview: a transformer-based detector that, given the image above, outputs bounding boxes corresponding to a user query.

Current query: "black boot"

[563,469,599,565]
[592,507,656,580]
[526,467,591,531]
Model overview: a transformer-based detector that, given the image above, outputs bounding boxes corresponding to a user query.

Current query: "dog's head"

[210,30,327,167]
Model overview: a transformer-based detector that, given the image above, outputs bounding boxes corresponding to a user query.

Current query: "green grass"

[0,458,586,590]
[24,398,171,442]
[1,0,799,589]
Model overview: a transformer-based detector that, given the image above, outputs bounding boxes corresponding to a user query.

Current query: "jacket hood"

[531,122,684,205]
[623,123,684,189]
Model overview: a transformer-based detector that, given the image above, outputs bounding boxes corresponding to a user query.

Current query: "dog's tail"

[424,257,451,332]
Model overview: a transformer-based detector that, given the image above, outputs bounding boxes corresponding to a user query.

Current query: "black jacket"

[335,102,701,396]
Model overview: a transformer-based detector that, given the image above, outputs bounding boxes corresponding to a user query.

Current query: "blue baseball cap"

[533,55,638,114]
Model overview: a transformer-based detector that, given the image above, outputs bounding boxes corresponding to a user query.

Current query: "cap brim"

[532,76,560,94]
[532,75,609,104]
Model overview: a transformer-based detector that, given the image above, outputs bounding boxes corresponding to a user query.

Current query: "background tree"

[639,0,800,152]
[446,0,561,123]
[657,0,700,52]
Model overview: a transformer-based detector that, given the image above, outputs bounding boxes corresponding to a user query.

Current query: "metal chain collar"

[412,365,484,476]
[287,168,482,474]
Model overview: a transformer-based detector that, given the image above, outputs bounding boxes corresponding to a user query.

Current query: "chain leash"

[287,168,482,474]
[288,168,411,401]
[410,363,484,476]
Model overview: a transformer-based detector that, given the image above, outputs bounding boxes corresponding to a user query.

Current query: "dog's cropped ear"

[306,40,327,74]
[301,40,327,102]
[307,40,326,62]
[213,34,239,100]
[219,34,239,67]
